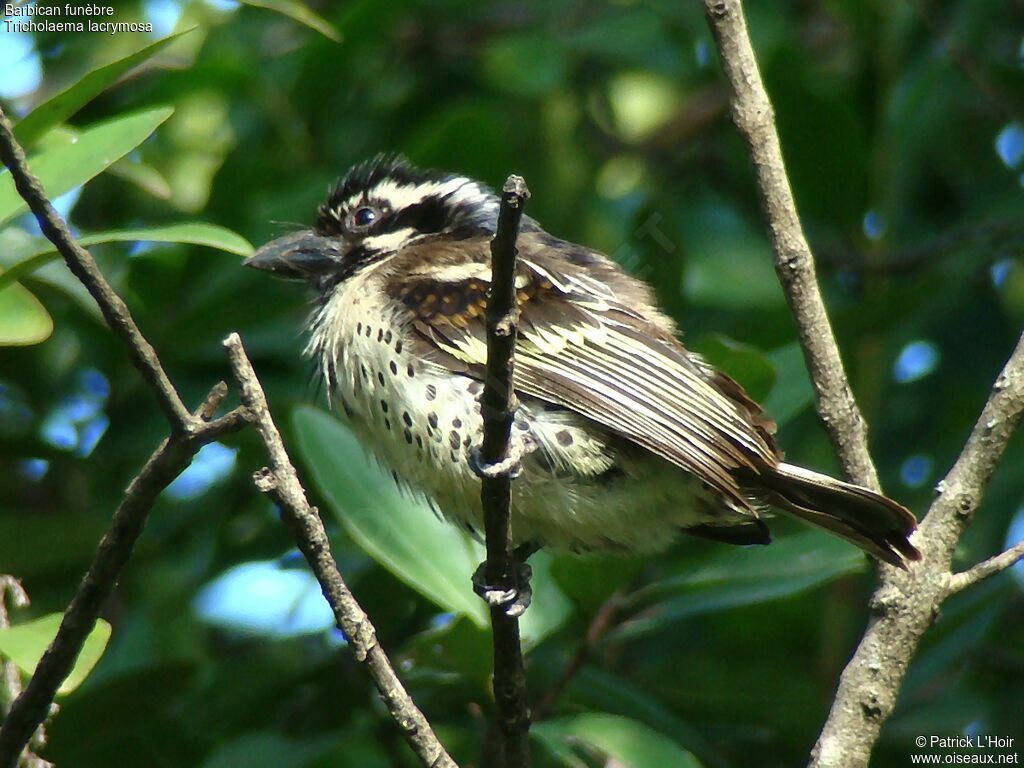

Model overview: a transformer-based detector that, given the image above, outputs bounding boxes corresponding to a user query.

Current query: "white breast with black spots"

[310,272,489,517]
[310,271,747,553]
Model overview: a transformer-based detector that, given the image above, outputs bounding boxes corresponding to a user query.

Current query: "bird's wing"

[383,232,780,509]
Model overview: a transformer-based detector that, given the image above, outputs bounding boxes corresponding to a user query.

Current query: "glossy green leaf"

[14,30,193,149]
[0,107,174,227]
[0,276,53,345]
[616,532,865,640]
[566,668,719,766]
[294,406,573,642]
[691,333,777,403]
[0,229,101,321]
[534,713,702,768]
[239,0,341,41]
[293,405,489,627]
[0,223,253,293]
[0,613,112,694]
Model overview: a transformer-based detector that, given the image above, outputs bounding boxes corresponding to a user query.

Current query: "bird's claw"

[472,561,533,617]
[469,441,526,480]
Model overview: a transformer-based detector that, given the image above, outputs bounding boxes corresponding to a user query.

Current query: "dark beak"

[244,230,342,280]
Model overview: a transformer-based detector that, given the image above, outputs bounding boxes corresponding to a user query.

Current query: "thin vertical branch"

[480,176,531,768]
[700,3,1024,766]
[700,0,880,490]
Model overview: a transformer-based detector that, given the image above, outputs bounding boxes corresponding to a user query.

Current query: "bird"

[246,154,920,603]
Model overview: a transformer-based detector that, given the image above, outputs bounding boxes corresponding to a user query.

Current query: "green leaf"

[616,532,865,640]
[534,713,702,768]
[0,223,253,293]
[13,30,194,149]
[0,107,174,227]
[293,406,572,643]
[567,668,720,765]
[691,333,777,403]
[293,405,489,628]
[0,613,112,694]
[0,277,53,346]
[239,0,341,42]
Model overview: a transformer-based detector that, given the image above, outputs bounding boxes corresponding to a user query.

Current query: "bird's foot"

[469,436,528,480]
[472,560,533,618]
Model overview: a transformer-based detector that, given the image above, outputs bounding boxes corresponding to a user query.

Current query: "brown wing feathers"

[384,232,919,566]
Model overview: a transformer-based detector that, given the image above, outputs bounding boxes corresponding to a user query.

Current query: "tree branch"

[0,385,246,768]
[223,334,458,768]
[479,176,532,768]
[0,106,192,430]
[0,99,456,768]
[700,0,880,490]
[701,3,1024,766]
[0,101,261,768]
[811,333,1024,768]
[946,541,1024,596]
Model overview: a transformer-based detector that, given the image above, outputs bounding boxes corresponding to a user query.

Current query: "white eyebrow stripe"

[340,176,480,213]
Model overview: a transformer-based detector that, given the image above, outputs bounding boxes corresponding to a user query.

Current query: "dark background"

[1,1,1023,765]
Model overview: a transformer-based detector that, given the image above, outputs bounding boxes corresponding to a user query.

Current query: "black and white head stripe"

[316,155,500,245]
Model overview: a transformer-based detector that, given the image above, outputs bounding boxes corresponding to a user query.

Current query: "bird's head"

[245,155,499,285]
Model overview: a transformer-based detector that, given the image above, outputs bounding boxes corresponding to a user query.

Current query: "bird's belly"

[330,335,735,553]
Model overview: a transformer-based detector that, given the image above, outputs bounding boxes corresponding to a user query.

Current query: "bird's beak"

[244,230,342,280]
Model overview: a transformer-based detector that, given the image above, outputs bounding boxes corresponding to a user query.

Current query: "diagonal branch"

[224,334,457,768]
[811,333,1024,768]
[0,100,456,768]
[700,0,880,490]
[0,106,192,430]
[0,387,247,768]
[701,3,1024,767]
[479,176,532,768]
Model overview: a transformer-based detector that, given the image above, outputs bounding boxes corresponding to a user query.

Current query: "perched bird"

[246,155,919,585]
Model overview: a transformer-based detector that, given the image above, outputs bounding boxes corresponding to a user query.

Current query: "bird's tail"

[756,462,921,568]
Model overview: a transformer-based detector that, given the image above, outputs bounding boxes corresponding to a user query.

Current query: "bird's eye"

[352,206,378,228]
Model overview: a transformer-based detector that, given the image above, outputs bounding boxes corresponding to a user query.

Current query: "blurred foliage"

[1,0,1023,766]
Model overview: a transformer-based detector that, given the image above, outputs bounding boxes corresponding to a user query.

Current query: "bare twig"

[701,3,1024,766]
[0,388,247,768]
[0,103,256,767]
[946,541,1024,596]
[0,106,192,430]
[223,334,457,768]
[0,97,456,768]
[478,176,532,768]
[811,333,1024,768]
[700,0,879,490]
